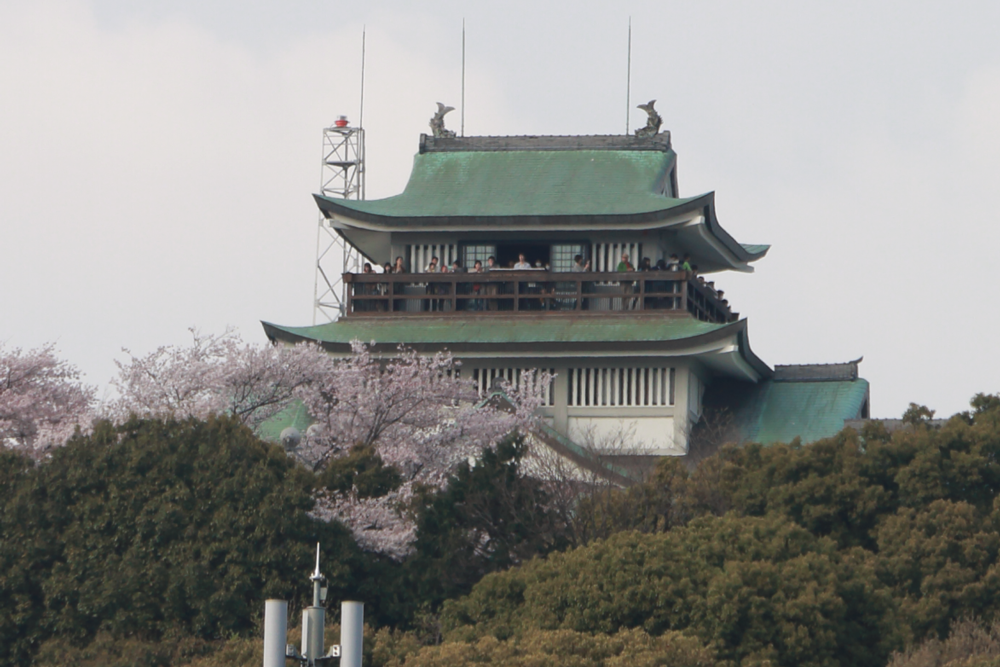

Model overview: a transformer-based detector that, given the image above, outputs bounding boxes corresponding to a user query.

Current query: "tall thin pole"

[359,27,366,129]
[359,27,367,201]
[461,18,466,137]
[626,17,632,135]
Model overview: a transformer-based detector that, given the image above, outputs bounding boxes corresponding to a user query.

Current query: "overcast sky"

[2,0,999,418]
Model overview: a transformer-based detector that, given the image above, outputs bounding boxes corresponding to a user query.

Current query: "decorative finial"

[634,100,662,138]
[311,542,322,581]
[430,102,457,138]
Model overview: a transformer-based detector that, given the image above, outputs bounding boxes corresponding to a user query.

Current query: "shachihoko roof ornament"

[635,100,662,138]
[429,102,456,138]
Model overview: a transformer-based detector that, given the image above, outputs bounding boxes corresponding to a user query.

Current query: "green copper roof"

[321,149,697,219]
[256,400,311,443]
[712,378,870,446]
[263,316,731,348]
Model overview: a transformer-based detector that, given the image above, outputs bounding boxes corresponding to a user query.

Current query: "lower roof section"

[261,315,772,381]
[701,374,871,446]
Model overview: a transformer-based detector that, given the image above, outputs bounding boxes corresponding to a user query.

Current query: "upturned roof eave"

[316,192,769,268]
[314,191,708,231]
[261,316,771,381]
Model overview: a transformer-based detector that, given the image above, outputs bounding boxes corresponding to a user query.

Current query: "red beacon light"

[334,115,349,128]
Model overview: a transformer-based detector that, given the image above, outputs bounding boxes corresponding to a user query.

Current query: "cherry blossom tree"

[110,330,552,559]
[0,342,95,458]
[108,328,327,430]
[299,341,551,559]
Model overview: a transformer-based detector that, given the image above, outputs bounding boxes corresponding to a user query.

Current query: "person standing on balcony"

[424,257,440,311]
[513,253,532,310]
[378,262,393,311]
[616,253,634,272]
[354,262,375,312]
[681,254,692,272]
[617,253,635,310]
[392,256,407,311]
[485,256,499,311]
[573,254,591,311]
[470,260,484,311]
[436,262,451,312]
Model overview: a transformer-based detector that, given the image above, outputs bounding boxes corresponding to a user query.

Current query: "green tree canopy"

[0,416,359,666]
[442,514,902,667]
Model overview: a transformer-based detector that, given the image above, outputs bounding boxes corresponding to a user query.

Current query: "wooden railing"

[343,270,737,324]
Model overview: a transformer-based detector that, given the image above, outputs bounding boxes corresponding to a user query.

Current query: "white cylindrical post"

[302,607,325,663]
[263,599,288,667]
[340,601,364,667]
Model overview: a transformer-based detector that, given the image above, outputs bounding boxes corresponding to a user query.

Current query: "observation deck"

[343,270,736,324]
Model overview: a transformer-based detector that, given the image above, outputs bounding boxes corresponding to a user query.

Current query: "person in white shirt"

[513,253,532,270]
[424,256,439,311]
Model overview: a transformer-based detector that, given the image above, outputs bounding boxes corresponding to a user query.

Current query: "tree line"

[7,337,1000,666]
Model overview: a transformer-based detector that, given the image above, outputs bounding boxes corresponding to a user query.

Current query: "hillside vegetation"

[5,396,1000,666]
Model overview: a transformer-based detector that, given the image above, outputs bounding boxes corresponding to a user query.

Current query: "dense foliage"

[2,335,548,561]
[441,515,900,667]
[8,394,1000,667]
[0,416,357,666]
[0,419,567,667]
[380,437,572,626]
[425,395,1000,667]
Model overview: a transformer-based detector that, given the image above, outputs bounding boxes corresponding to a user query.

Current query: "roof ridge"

[419,133,672,153]
[773,358,863,382]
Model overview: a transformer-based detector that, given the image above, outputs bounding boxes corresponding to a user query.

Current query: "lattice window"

[469,367,555,407]
[551,244,588,272]
[462,244,497,270]
[568,367,674,407]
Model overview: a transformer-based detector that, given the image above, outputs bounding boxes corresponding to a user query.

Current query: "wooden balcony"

[343,270,737,324]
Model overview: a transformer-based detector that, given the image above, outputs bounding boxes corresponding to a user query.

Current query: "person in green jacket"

[616,253,635,309]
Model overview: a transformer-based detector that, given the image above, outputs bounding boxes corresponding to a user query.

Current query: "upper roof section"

[315,133,769,272]
[322,134,686,219]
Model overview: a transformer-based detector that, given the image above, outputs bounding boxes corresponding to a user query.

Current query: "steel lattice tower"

[313,119,365,323]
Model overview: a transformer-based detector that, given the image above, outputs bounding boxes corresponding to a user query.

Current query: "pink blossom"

[296,341,551,558]
[0,342,95,458]
[108,328,328,429]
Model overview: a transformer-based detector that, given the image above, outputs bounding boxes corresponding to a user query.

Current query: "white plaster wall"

[567,416,681,456]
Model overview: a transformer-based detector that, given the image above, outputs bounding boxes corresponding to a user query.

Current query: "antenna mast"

[461,19,466,136]
[626,17,632,135]
[311,30,367,324]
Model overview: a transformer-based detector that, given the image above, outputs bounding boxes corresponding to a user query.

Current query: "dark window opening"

[496,243,550,269]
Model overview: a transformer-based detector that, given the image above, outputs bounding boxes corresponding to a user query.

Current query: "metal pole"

[626,17,632,135]
[302,607,325,663]
[461,18,466,137]
[263,600,288,667]
[340,601,365,667]
[359,27,366,130]
[301,543,327,664]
